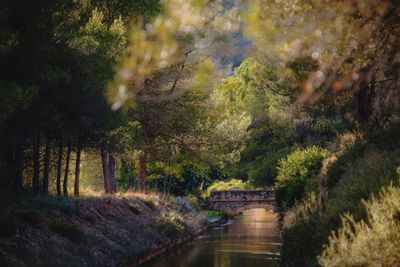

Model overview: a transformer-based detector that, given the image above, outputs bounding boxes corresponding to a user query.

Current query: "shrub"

[141,199,156,210]
[220,210,230,221]
[322,151,400,229]
[202,210,221,218]
[15,208,41,225]
[281,192,324,266]
[319,184,400,266]
[324,136,366,188]
[128,204,140,214]
[202,179,252,199]
[50,221,86,243]
[367,120,400,150]
[151,216,186,237]
[276,146,328,209]
[281,150,400,266]
[186,194,200,211]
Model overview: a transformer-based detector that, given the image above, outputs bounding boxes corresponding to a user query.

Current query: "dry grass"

[76,186,160,202]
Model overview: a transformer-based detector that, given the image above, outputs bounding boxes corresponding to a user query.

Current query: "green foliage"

[367,121,400,151]
[141,199,156,210]
[247,146,292,187]
[322,151,400,229]
[238,117,294,187]
[324,137,366,188]
[116,159,138,190]
[50,221,86,244]
[202,179,252,199]
[151,216,186,237]
[219,210,230,221]
[276,146,328,209]
[202,210,230,221]
[282,216,320,266]
[202,210,220,218]
[281,146,400,265]
[146,160,228,197]
[319,183,400,266]
[186,194,201,211]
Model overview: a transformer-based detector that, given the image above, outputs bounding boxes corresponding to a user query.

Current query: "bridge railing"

[207,189,275,202]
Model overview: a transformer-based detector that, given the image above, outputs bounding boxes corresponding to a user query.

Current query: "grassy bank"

[279,124,400,266]
[0,192,207,267]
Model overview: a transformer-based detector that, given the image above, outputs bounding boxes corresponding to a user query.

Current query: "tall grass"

[319,182,400,266]
[281,126,400,266]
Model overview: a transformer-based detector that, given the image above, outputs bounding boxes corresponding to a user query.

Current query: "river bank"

[0,193,207,267]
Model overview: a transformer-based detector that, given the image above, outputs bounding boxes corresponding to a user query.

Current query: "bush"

[151,216,186,237]
[128,204,140,214]
[319,184,400,266]
[322,151,400,228]
[323,134,366,188]
[202,179,252,199]
[186,194,200,211]
[281,150,400,266]
[141,199,156,210]
[276,146,328,209]
[50,221,86,243]
[281,192,324,266]
[15,208,41,225]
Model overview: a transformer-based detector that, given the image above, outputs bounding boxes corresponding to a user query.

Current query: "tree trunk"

[109,154,116,193]
[56,144,63,196]
[138,150,147,192]
[74,146,81,197]
[63,144,71,197]
[32,133,40,194]
[42,139,51,195]
[101,149,111,193]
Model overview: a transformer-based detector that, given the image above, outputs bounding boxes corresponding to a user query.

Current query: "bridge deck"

[207,189,275,203]
[205,189,276,213]
[206,189,275,209]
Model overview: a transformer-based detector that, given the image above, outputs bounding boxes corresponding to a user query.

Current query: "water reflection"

[145,208,281,267]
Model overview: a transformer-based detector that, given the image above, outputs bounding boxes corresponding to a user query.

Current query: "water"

[145,208,281,267]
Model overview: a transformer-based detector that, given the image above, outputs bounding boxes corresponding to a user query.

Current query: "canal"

[144,208,281,267]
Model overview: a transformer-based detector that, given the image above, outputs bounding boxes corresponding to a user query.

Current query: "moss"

[50,221,86,244]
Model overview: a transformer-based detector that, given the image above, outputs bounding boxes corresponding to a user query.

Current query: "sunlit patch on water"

[144,208,281,267]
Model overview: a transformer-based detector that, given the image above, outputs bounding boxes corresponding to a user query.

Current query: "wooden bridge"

[205,189,276,214]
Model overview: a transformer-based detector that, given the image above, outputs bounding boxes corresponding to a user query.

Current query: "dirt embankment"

[0,193,207,267]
